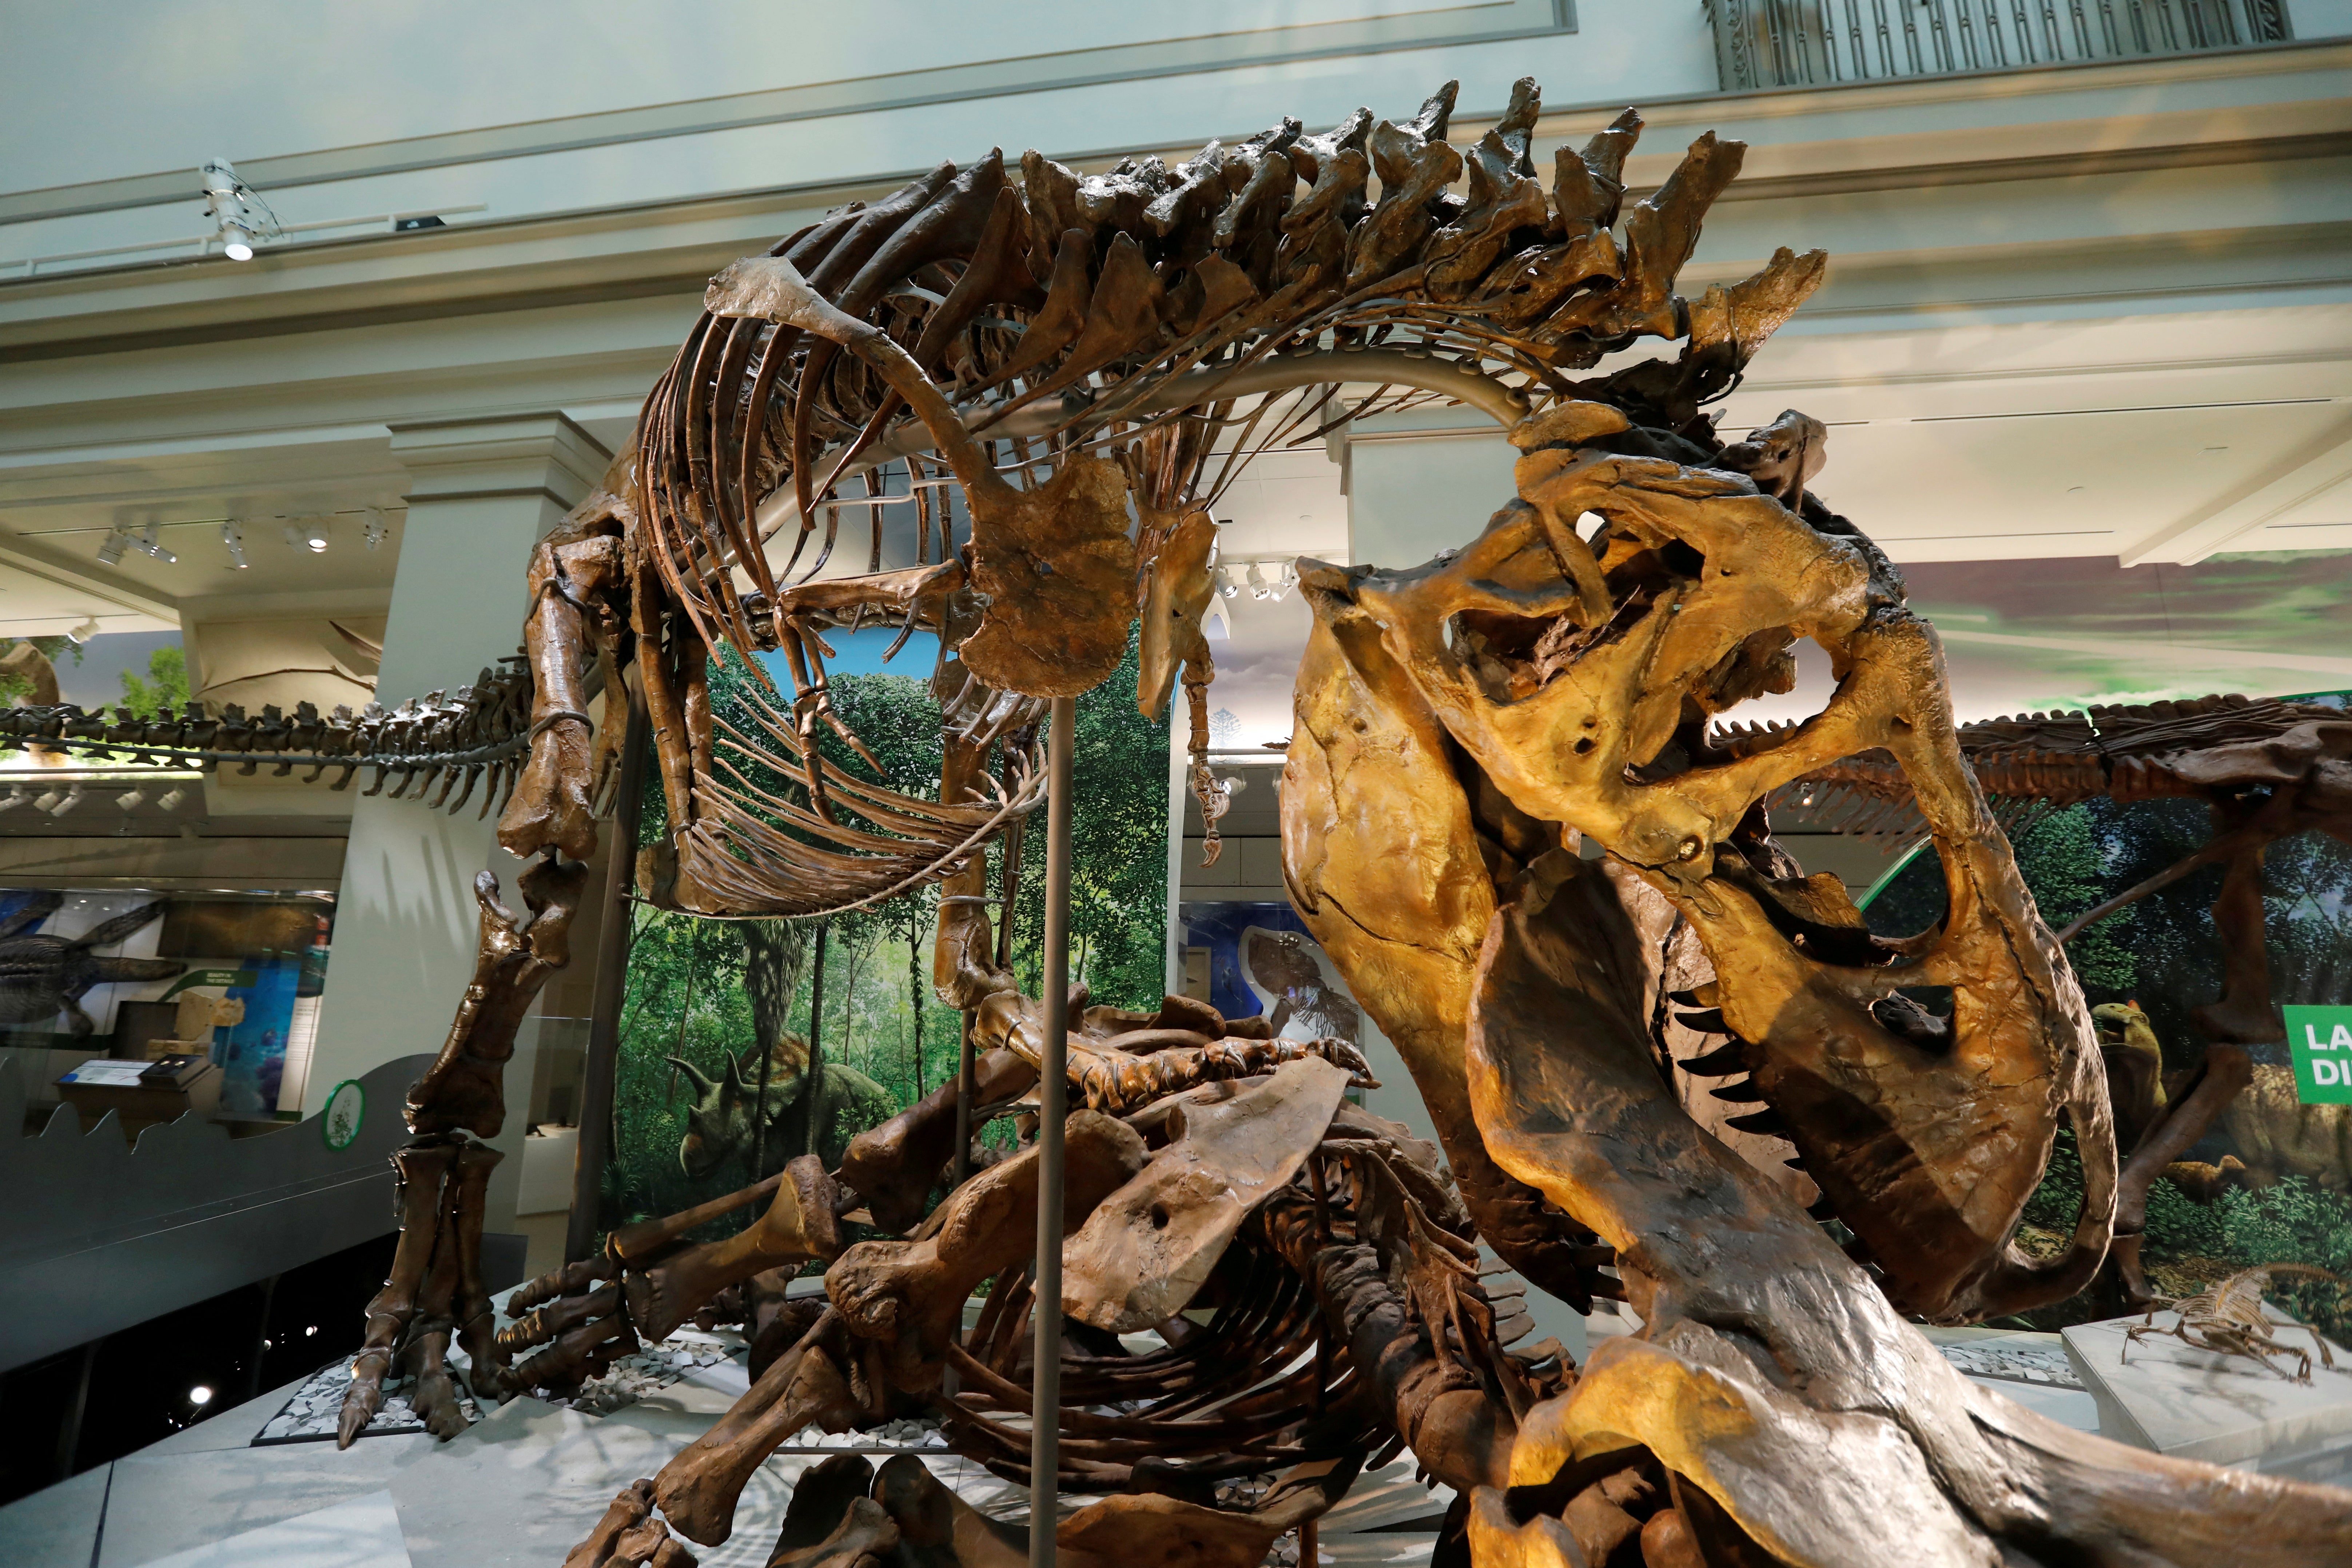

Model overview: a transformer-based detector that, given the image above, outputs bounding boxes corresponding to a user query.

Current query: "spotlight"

[65,617,100,645]
[1218,567,1239,599]
[116,787,146,811]
[156,786,187,812]
[1267,565,1294,603]
[96,526,131,566]
[222,521,249,570]
[1246,563,1271,599]
[188,1385,214,1406]
[136,522,176,564]
[362,508,388,550]
[48,785,82,816]
[31,789,60,813]
[286,517,329,553]
[0,786,28,813]
[200,161,276,262]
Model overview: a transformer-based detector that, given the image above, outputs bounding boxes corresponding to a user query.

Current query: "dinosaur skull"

[1296,404,2117,1321]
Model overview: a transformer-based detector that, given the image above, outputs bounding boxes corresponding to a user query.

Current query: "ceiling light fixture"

[0,786,28,813]
[65,617,101,645]
[156,786,187,812]
[362,508,388,550]
[116,787,146,812]
[200,160,278,262]
[287,517,330,553]
[96,525,132,566]
[138,521,176,564]
[222,521,249,569]
[47,785,82,817]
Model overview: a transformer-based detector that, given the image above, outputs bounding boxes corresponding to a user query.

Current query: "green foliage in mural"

[118,645,190,719]
[601,630,1168,1239]
[1877,792,2352,1333]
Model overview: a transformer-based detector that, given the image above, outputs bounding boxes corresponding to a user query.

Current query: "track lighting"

[362,508,388,550]
[116,787,146,811]
[65,617,100,644]
[156,786,187,812]
[47,785,82,817]
[32,789,60,813]
[222,521,248,569]
[1246,563,1270,599]
[97,526,131,566]
[286,517,330,553]
[0,786,27,813]
[200,160,277,262]
[1218,567,1239,598]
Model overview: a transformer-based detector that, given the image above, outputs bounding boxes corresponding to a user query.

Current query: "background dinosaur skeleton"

[25,73,2329,1568]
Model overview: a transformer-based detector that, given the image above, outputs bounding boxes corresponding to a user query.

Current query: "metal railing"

[1705,0,2292,90]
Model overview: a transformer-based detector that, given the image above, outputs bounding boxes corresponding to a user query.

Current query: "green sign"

[322,1079,366,1150]
[159,968,257,1000]
[2285,1006,2352,1106]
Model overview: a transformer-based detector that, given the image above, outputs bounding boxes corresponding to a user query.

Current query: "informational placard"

[2285,1005,2352,1105]
[58,1059,150,1088]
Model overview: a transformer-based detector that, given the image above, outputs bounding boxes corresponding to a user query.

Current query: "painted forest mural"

[596,630,1169,1240]
[1865,773,2352,1336]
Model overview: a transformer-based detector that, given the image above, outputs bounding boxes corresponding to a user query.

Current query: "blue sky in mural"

[47,630,183,711]
[750,626,939,686]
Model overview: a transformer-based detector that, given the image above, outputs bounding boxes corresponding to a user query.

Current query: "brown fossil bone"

[1063,1055,1352,1332]
[837,1046,1038,1233]
[1281,581,1619,1316]
[828,1109,1147,1390]
[704,254,1139,699]
[405,853,590,1139]
[655,1308,868,1545]
[562,1479,697,1568]
[1460,849,2352,1566]
[1297,407,2118,1322]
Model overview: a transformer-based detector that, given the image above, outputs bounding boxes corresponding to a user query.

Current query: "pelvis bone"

[1291,404,2117,1322]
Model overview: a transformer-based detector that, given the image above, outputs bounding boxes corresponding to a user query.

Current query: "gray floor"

[0,1315,2117,1568]
[0,1362,1448,1568]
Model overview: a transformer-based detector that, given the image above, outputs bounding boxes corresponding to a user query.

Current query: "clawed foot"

[501,1253,640,1393]
[564,1480,698,1568]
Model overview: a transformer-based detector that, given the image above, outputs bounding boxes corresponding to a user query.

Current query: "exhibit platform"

[21,1305,2352,1565]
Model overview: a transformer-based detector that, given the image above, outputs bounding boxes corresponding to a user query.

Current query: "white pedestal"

[2063,1309,2352,1486]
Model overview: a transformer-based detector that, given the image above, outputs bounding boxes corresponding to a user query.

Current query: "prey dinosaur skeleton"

[325,79,2352,1568]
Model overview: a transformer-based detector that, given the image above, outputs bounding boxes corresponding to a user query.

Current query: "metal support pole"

[806,924,828,1159]
[1029,694,1075,1568]
[952,1011,976,1187]
[567,679,649,1263]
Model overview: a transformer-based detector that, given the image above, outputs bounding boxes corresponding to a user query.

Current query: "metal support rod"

[806,924,828,1159]
[1029,694,1075,1568]
[952,1011,976,1187]
[567,678,649,1263]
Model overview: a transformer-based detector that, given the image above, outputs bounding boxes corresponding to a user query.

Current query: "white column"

[306,413,610,1233]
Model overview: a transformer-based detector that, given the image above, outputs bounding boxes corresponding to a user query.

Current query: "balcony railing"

[1705,0,2292,90]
